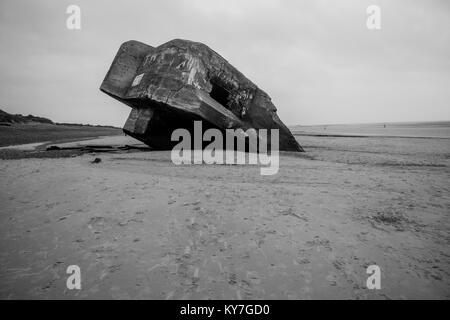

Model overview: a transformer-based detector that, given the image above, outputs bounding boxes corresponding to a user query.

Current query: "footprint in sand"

[326,272,339,286]
[246,271,261,285]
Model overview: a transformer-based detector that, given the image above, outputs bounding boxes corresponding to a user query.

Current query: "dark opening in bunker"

[209,82,230,109]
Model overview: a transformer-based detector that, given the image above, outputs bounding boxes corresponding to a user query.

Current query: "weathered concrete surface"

[100,39,303,152]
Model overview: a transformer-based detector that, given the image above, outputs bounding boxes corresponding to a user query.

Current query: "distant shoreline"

[0,122,123,148]
[290,120,450,128]
[290,121,450,139]
[293,132,450,139]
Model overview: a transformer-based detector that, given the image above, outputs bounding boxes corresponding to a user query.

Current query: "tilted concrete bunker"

[100,39,303,152]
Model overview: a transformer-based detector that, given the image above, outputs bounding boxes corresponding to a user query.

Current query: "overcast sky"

[0,0,449,126]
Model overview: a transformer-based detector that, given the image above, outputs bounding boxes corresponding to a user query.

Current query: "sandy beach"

[0,130,449,299]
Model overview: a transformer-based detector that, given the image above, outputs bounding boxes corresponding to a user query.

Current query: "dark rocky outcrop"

[100,39,303,152]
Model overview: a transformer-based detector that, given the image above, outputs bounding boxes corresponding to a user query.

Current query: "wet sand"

[0,123,122,148]
[0,134,449,299]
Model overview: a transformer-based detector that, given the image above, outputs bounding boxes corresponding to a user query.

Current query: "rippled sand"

[0,134,449,299]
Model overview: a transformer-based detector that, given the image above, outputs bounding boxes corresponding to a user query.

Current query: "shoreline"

[293,132,450,139]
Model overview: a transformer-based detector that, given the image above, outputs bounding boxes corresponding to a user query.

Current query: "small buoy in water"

[91,157,102,164]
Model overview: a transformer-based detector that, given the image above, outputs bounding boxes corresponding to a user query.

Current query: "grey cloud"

[0,0,448,126]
